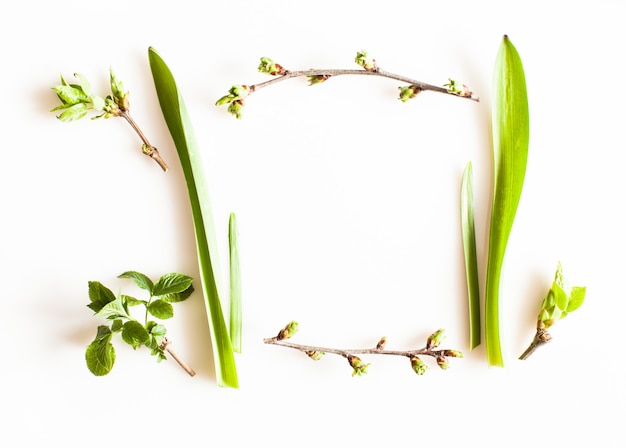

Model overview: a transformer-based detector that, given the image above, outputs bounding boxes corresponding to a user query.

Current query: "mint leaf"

[118,271,154,293]
[160,284,194,303]
[95,296,133,321]
[122,294,146,307]
[153,273,193,296]
[147,299,174,320]
[87,281,116,313]
[122,321,150,349]
[85,326,116,376]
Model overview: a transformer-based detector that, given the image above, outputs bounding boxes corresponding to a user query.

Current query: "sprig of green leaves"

[85,271,194,376]
[519,263,586,360]
[51,69,168,171]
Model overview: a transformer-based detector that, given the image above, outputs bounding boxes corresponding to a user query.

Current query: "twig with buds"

[216,50,479,118]
[51,69,168,171]
[264,321,463,376]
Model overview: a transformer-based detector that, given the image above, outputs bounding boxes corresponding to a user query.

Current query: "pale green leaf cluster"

[85,271,193,376]
[51,68,128,122]
[537,262,586,330]
[149,47,240,388]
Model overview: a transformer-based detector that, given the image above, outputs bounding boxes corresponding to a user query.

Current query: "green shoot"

[148,47,239,388]
[85,271,195,376]
[461,162,481,350]
[229,212,243,353]
[485,35,530,367]
[51,69,168,171]
[520,263,586,360]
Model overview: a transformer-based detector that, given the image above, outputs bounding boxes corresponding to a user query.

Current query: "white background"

[2,1,624,446]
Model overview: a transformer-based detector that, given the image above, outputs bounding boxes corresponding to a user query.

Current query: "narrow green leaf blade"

[229,212,243,353]
[461,162,481,350]
[148,47,238,388]
[485,35,530,367]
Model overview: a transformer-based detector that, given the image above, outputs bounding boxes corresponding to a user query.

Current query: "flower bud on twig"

[426,328,446,350]
[347,355,370,377]
[410,356,428,375]
[277,321,299,340]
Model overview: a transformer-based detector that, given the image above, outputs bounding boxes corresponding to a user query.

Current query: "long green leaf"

[485,35,530,367]
[229,212,242,353]
[148,47,238,387]
[461,162,480,350]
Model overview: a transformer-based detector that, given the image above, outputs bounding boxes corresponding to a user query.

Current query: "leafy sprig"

[216,51,478,118]
[85,271,195,376]
[519,262,586,360]
[264,322,463,377]
[51,69,168,171]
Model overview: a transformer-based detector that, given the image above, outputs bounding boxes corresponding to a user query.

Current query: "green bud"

[227,100,245,119]
[398,85,422,102]
[348,355,370,376]
[216,85,252,118]
[258,57,286,76]
[277,321,299,340]
[444,78,472,97]
[305,350,324,361]
[355,50,377,71]
[109,68,129,110]
[436,355,450,370]
[410,356,428,375]
[307,74,330,86]
[426,328,446,350]
[442,349,463,358]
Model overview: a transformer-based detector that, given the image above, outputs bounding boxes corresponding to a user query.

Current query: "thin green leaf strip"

[485,35,530,367]
[461,162,481,351]
[229,212,242,353]
[148,47,238,387]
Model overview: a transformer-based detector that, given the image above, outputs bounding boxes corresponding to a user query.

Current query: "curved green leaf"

[485,35,530,367]
[148,47,238,388]
[461,162,481,350]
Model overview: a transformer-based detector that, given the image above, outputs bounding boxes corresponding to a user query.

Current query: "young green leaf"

[118,271,155,293]
[122,320,150,349]
[148,47,238,388]
[153,272,193,296]
[85,326,116,376]
[229,212,243,353]
[95,296,134,321]
[461,162,481,350]
[147,299,174,319]
[87,281,116,313]
[485,35,530,367]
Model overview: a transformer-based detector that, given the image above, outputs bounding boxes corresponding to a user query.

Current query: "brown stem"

[250,67,480,102]
[264,336,457,360]
[519,329,552,360]
[160,337,196,376]
[119,110,168,172]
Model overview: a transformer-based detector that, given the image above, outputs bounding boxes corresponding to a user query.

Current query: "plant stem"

[119,110,168,172]
[264,336,453,359]
[519,329,552,360]
[250,68,480,102]
[160,337,196,376]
